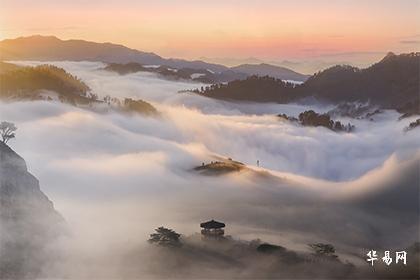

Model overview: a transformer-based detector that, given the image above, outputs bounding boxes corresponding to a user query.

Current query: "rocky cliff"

[0,142,64,279]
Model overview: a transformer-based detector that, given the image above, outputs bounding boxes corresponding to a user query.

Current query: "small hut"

[200,219,225,238]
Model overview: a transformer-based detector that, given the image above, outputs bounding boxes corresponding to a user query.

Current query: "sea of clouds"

[1,61,419,277]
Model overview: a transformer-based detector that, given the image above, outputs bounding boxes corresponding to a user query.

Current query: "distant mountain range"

[102,62,249,83]
[196,52,420,113]
[0,35,308,82]
[199,56,379,75]
[230,63,309,81]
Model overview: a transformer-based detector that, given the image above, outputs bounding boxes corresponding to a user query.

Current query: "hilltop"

[196,75,296,102]
[194,158,246,175]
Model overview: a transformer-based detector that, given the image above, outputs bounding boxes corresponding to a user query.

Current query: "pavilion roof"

[200,219,225,229]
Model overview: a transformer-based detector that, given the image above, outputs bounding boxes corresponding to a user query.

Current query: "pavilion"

[200,219,225,238]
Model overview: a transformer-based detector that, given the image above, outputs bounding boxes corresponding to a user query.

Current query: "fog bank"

[1,61,419,278]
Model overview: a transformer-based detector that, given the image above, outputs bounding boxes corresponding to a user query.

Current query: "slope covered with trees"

[298,52,419,108]
[278,110,355,132]
[195,53,420,112]
[122,98,159,116]
[196,75,296,102]
[0,63,160,116]
[0,64,92,104]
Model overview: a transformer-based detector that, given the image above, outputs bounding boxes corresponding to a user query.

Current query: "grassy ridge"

[0,62,160,116]
[0,64,91,104]
[0,61,21,74]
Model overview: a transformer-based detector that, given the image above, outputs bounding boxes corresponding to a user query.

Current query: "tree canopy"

[308,243,338,259]
[148,226,181,247]
[0,122,17,144]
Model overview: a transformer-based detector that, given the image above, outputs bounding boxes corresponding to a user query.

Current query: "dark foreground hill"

[197,53,420,112]
[298,52,419,108]
[0,142,64,278]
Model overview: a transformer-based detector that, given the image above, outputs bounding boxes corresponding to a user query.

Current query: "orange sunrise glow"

[1,0,419,65]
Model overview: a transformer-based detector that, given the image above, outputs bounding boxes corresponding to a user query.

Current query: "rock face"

[0,142,64,279]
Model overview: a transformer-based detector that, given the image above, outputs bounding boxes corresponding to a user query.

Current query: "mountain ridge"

[231,63,309,81]
[0,35,308,81]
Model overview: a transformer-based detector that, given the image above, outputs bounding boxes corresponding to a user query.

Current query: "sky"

[0,0,419,65]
